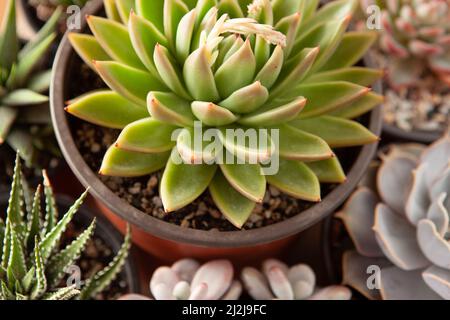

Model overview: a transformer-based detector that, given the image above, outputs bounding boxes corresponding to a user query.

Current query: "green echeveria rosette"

[66,0,383,228]
[337,132,450,300]
[0,0,62,167]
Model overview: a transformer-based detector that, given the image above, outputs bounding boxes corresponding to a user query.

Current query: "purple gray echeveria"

[66,0,383,227]
[337,132,450,300]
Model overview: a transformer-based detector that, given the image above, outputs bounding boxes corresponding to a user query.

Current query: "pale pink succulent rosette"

[337,132,450,300]
[362,0,450,88]
[241,259,352,300]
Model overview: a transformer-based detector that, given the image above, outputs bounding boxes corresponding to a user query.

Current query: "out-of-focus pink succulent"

[241,259,352,300]
[362,0,450,88]
[337,131,450,300]
[150,259,242,300]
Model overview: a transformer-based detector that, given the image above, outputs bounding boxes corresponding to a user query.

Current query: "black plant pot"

[0,193,140,299]
[383,123,442,145]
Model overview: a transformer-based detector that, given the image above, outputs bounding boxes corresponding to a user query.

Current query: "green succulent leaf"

[25,185,42,251]
[27,70,52,94]
[163,0,189,51]
[289,116,379,148]
[94,61,167,106]
[176,126,218,164]
[42,171,58,236]
[66,90,148,129]
[147,91,195,126]
[0,107,18,144]
[116,118,177,153]
[275,13,301,58]
[68,33,110,70]
[254,36,271,72]
[21,267,35,293]
[161,150,217,212]
[2,89,48,106]
[220,162,266,203]
[7,223,26,281]
[6,129,36,166]
[219,81,269,114]
[0,0,18,76]
[135,0,164,31]
[115,0,135,24]
[176,10,197,62]
[5,155,25,236]
[87,15,145,69]
[329,92,383,119]
[306,157,346,183]
[100,145,170,177]
[266,159,321,202]
[31,240,47,299]
[103,0,122,22]
[277,124,334,161]
[218,0,244,18]
[305,67,383,87]
[209,171,256,229]
[43,285,80,300]
[191,101,238,126]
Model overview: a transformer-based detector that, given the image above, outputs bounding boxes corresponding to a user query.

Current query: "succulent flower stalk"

[66,0,383,227]
[241,259,352,300]
[0,155,131,300]
[337,132,450,300]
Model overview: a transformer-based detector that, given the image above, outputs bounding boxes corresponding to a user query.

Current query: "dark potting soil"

[67,55,364,232]
[60,221,129,300]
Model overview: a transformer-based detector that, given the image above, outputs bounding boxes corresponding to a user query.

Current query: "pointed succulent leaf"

[373,204,429,271]
[25,185,42,251]
[239,97,306,126]
[27,70,52,94]
[42,171,58,236]
[161,150,217,212]
[0,0,18,74]
[43,285,80,300]
[66,90,148,129]
[94,61,167,106]
[215,39,256,98]
[219,81,269,114]
[176,126,218,164]
[46,220,96,288]
[272,0,307,24]
[5,155,25,233]
[2,89,48,106]
[183,46,220,101]
[0,107,17,144]
[147,91,195,126]
[277,125,333,161]
[276,13,301,58]
[329,92,383,119]
[176,10,197,62]
[254,45,284,90]
[6,130,35,167]
[217,0,243,18]
[115,0,134,24]
[336,187,383,257]
[266,159,321,202]
[21,267,35,293]
[103,0,121,22]
[289,116,378,148]
[79,225,131,300]
[68,34,110,71]
[116,118,177,153]
[7,223,26,281]
[100,146,170,177]
[135,0,164,31]
[191,101,238,126]
[87,15,145,69]
[417,220,450,270]
[305,67,382,87]
[306,157,346,184]
[31,240,47,299]
[319,31,378,71]
[163,0,189,50]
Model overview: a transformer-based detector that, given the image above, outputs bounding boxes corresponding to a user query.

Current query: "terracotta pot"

[50,0,383,262]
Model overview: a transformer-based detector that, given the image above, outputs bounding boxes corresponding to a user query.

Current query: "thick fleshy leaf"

[306,157,346,183]
[103,0,121,22]
[150,266,179,300]
[219,82,268,114]
[377,152,416,216]
[309,286,352,300]
[329,92,383,119]
[176,10,197,62]
[292,82,371,118]
[115,0,134,24]
[171,259,200,282]
[128,11,167,77]
[95,61,167,106]
[6,130,35,166]
[0,107,17,144]
[241,267,274,300]
[100,146,170,177]
[27,69,52,93]
[264,263,294,300]
[254,45,284,90]
[422,266,450,300]
[2,89,48,106]
[276,13,301,58]
[319,31,378,71]
[380,266,441,300]
[430,168,450,204]
[420,133,450,189]
[270,47,319,98]
[239,97,306,127]
[0,0,18,74]
[147,91,195,126]
[116,118,177,153]
[87,15,144,69]
[209,172,256,228]
[163,0,189,50]
[218,0,244,18]
[154,44,192,100]
[191,101,238,126]
[68,33,110,70]
[160,150,217,212]
[277,125,334,161]
[287,264,315,300]
[190,260,234,300]
[184,46,220,101]
[220,162,266,203]
[272,0,313,24]
[176,126,218,164]
[135,0,164,31]
[427,193,449,237]
[215,39,256,98]
[373,204,429,271]
[337,187,383,257]
[66,91,148,129]
[405,164,431,225]
[305,67,382,87]
[417,220,450,270]
[266,159,321,202]
[342,251,390,300]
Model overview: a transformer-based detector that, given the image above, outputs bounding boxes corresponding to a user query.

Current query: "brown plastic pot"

[50,0,383,263]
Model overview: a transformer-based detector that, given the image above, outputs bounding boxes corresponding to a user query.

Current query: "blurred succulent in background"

[0,155,131,300]
[241,259,352,300]
[66,0,383,227]
[337,132,450,300]
[150,259,241,300]
[0,0,61,167]
[361,0,450,88]
[27,0,90,28]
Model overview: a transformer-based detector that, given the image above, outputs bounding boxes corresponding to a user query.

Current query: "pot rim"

[50,0,383,248]
[0,192,141,295]
[383,123,442,144]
